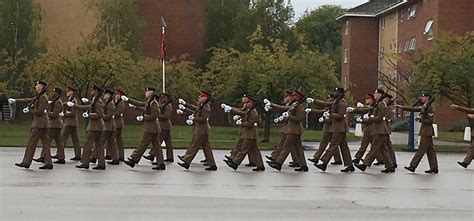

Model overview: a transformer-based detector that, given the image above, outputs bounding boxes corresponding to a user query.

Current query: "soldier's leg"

[312,132,332,160]
[130,133,154,162]
[425,137,438,170]
[202,136,216,167]
[320,133,344,164]
[80,131,100,165]
[163,130,173,160]
[270,134,286,159]
[39,128,53,166]
[462,139,474,165]
[22,128,41,166]
[94,132,105,167]
[52,129,65,160]
[275,134,298,165]
[337,135,352,166]
[105,131,118,161]
[354,133,372,160]
[294,136,307,166]
[233,139,252,166]
[115,128,124,159]
[248,140,264,168]
[365,135,393,168]
[70,127,82,158]
[151,134,164,165]
[386,139,397,164]
[182,134,204,164]
[230,138,243,159]
[409,136,430,168]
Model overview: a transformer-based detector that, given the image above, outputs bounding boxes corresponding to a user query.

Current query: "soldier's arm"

[453,105,474,114]
[89,103,104,119]
[158,105,172,120]
[330,103,347,121]
[115,101,125,117]
[310,108,326,114]
[400,106,422,112]
[128,98,146,107]
[184,102,198,111]
[230,107,246,116]
[242,111,258,128]
[193,107,209,123]
[48,101,62,119]
[288,107,305,123]
[313,99,333,107]
[103,103,115,121]
[14,98,34,103]
[370,106,386,123]
[270,103,291,112]
[28,96,48,116]
[143,102,159,121]
[352,106,372,114]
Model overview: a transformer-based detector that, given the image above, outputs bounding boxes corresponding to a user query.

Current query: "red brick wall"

[437,0,474,35]
[137,0,207,62]
[341,17,379,102]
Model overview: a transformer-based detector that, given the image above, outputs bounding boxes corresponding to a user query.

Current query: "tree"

[202,26,339,141]
[295,5,345,74]
[0,0,46,97]
[412,32,474,107]
[84,0,146,57]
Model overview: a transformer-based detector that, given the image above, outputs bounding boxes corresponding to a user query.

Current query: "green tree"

[412,32,474,107]
[84,0,146,57]
[0,0,45,97]
[295,5,345,74]
[203,26,339,141]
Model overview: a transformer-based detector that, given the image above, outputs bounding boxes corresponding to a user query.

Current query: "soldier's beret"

[161,92,171,98]
[200,90,211,97]
[53,88,62,94]
[292,90,305,99]
[243,94,257,103]
[366,93,375,100]
[145,87,156,92]
[66,86,78,92]
[335,87,345,93]
[374,88,385,94]
[115,89,126,96]
[91,85,103,92]
[420,91,432,97]
[104,87,114,95]
[36,80,48,87]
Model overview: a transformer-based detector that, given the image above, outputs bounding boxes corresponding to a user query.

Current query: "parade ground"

[0,147,472,221]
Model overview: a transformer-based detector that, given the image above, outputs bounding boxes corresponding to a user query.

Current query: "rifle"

[143,94,159,116]
[48,94,62,112]
[288,89,317,112]
[160,98,173,112]
[419,93,438,117]
[26,87,47,109]
[85,90,103,115]
[191,93,214,115]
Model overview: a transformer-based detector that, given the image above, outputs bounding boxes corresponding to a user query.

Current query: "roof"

[337,0,407,20]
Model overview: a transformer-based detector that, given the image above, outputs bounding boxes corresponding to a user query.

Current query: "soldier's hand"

[450,104,458,109]
[235,119,242,125]
[8,98,16,104]
[223,105,232,113]
[186,119,193,125]
[128,103,136,108]
[44,109,47,113]
[82,112,89,118]
[178,98,186,105]
[48,100,52,104]
[263,98,270,104]
[232,115,240,121]
[66,101,75,107]
[467,114,474,119]
[264,103,271,112]
[346,107,354,113]
[22,107,30,113]
[120,96,128,102]
[59,112,65,117]
[305,108,312,113]
[81,98,89,103]
[394,104,402,109]
[357,102,364,108]
[318,117,324,123]
[178,104,186,110]
[323,111,330,118]
[188,114,194,120]
[356,117,363,123]
[136,115,144,122]
[306,98,314,104]
[273,118,280,123]
[176,109,184,115]
[363,113,369,119]
[282,112,289,118]
[278,116,284,122]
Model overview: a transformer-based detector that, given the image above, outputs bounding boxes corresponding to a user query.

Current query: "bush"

[391,118,410,132]
[447,120,469,132]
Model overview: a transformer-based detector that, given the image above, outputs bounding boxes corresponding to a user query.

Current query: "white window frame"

[404,40,409,52]
[408,4,417,18]
[344,48,348,63]
[345,20,349,35]
[380,18,385,30]
[424,19,434,40]
[409,38,416,51]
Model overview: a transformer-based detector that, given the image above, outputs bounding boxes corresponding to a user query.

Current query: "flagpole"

[160,17,167,93]
[162,58,165,93]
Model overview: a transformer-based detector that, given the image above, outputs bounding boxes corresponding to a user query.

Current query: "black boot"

[105,155,112,160]
[404,166,416,173]
[92,166,106,170]
[90,158,97,164]
[15,162,30,169]
[424,168,438,174]
[107,160,120,165]
[200,159,207,163]
[70,156,81,161]
[224,159,238,170]
[352,159,360,164]
[381,167,396,173]
[265,156,273,161]
[341,166,355,172]
[124,158,136,168]
[76,164,89,169]
[52,155,58,159]
[53,159,66,164]
[354,164,367,172]
[268,162,282,171]
[314,163,327,172]
[308,158,318,164]
[252,167,265,171]
[373,161,384,166]
[457,161,468,168]
[164,158,174,163]
[205,165,217,171]
[178,162,190,169]
[152,164,166,170]
[39,164,53,170]
[295,165,309,172]
[143,155,154,161]
[33,157,45,163]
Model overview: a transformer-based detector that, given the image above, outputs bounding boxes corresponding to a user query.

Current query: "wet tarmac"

[0,147,473,220]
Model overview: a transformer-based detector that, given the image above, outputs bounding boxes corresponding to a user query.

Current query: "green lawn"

[435,131,468,143]
[0,121,358,150]
[392,144,468,153]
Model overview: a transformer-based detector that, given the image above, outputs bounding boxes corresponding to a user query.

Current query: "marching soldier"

[354,89,396,173]
[100,88,119,165]
[67,85,106,170]
[61,87,82,161]
[113,89,126,161]
[221,94,265,171]
[46,88,66,164]
[313,87,354,172]
[266,91,304,168]
[306,94,342,165]
[347,94,376,164]
[177,91,217,171]
[121,87,165,170]
[144,92,174,163]
[10,80,53,169]
[265,90,308,172]
[383,94,397,167]
[450,104,473,168]
[394,92,438,174]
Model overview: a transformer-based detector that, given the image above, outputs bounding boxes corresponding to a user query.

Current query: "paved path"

[0,148,473,220]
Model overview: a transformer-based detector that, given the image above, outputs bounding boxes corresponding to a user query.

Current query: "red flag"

[160,17,167,61]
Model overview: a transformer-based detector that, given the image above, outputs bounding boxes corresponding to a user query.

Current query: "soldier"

[177,90,217,171]
[383,94,397,168]
[113,89,126,162]
[60,87,83,161]
[306,94,343,165]
[46,88,65,164]
[347,94,375,164]
[121,87,165,170]
[450,104,473,168]
[67,85,106,170]
[265,91,304,168]
[221,94,265,171]
[100,88,119,165]
[313,87,354,172]
[265,90,308,172]
[144,92,174,163]
[10,80,53,169]
[354,89,396,173]
[394,92,438,174]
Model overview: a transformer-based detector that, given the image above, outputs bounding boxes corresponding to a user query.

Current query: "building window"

[408,4,417,18]
[380,18,385,30]
[379,47,385,59]
[404,40,409,52]
[344,48,348,63]
[424,19,434,40]
[398,42,403,53]
[408,38,416,51]
[345,20,349,35]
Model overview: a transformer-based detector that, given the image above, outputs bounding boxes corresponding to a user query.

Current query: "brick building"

[338,0,474,130]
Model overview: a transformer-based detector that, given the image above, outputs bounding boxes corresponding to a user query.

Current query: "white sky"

[292,0,369,18]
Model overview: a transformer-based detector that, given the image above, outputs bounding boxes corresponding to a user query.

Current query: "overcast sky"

[292,0,368,18]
